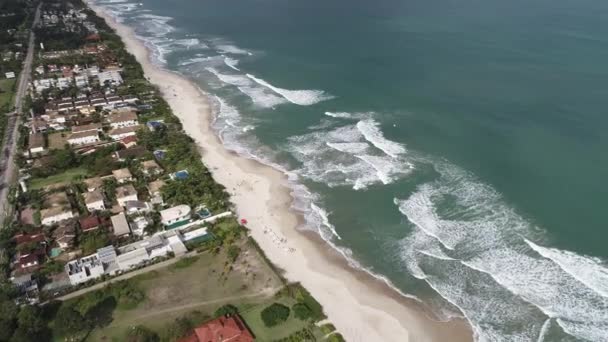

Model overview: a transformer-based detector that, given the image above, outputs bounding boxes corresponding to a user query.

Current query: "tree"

[227,245,240,262]
[292,303,313,321]
[214,304,238,318]
[260,303,290,327]
[53,304,88,337]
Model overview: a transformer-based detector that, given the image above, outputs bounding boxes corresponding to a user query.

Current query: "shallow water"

[96,0,608,340]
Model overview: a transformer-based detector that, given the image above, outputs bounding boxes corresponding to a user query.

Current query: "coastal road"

[0,4,40,225]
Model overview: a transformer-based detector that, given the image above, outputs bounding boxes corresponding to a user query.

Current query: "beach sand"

[87,3,474,341]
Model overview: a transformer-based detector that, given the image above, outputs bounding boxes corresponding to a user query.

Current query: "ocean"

[94,0,608,340]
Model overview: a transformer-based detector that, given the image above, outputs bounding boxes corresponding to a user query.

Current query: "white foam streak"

[246,74,334,106]
[357,119,406,158]
[223,56,240,71]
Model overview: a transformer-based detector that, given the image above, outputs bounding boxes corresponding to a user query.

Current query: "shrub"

[214,304,238,318]
[292,303,313,321]
[169,256,199,270]
[126,325,159,342]
[327,333,346,342]
[261,303,290,327]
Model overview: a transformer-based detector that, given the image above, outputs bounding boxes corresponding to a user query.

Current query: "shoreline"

[87,3,473,341]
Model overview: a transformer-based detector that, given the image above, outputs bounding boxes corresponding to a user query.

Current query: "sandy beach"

[87,3,473,341]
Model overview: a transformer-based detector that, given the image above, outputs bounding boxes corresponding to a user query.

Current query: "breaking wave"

[396,160,608,341]
[247,74,334,106]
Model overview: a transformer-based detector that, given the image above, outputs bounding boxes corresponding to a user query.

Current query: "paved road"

[0,4,40,225]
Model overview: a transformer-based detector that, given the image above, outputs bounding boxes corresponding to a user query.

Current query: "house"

[146,120,164,132]
[110,212,131,236]
[112,168,133,184]
[114,146,147,161]
[14,231,46,246]
[148,180,165,205]
[28,132,46,155]
[67,130,99,146]
[5,71,15,79]
[124,201,151,214]
[116,233,186,271]
[83,177,103,192]
[72,123,102,134]
[177,315,254,342]
[141,160,162,176]
[160,205,191,228]
[83,189,105,212]
[98,70,123,86]
[41,192,75,226]
[120,135,138,148]
[131,216,149,236]
[53,221,77,249]
[65,253,104,285]
[108,125,140,141]
[79,215,101,233]
[96,246,118,275]
[116,184,138,207]
[109,110,138,129]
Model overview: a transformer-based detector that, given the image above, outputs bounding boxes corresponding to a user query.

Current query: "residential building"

[124,200,151,214]
[148,179,165,205]
[160,205,191,228]
[109,110,138,129]
[112,168,133,184]
[83,177,103,192]
[131,216,149,236]
[53,221,77,249]
[110,212,131,236]
[65,253,104,285]
[177,315,254,342]
[28,132,46,155]
[141,160,162,176]
[79,215,101,233]
[108,125,140,141]
[116,233,186,271]
[114,146,147,161]
[120,136,138,148]
[67,130,99,146]
[116,184,138,207]
[41,192,75,226]
[83,189,105,212]
[72,123,102,134]
[98,70,123,86]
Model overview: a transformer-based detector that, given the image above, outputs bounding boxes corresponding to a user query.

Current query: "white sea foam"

[215,44,252,55]
[205,68,286,107]
[310,203,341,239]
[223,56,240,71]
[247,74,334,106]
[396,160,608,342]
[325,111,352,118]
[286,122,410,190]
[357,119,406,158]
[526,239,608,298]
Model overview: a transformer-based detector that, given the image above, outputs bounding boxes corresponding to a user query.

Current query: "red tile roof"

[14,232,45,245]
[179,315,254,342]
[79,216,101,231]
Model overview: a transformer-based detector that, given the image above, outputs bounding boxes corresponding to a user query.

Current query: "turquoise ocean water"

[95,0,608,340]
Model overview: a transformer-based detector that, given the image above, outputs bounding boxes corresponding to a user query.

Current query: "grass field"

[28,167,88,190]
[0,78,16,110]
[47,131,69,150]
[87,239,285,341]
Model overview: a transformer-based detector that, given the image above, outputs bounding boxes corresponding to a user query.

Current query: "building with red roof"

[13,231,46,246]
[79,215,101,232]
[178,315,254,342]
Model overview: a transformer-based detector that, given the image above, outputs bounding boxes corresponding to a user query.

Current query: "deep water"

[96,0,608,340]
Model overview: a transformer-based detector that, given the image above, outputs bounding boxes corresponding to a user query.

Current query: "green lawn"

[0,78,16,110]
[87,239,284,341]
[28,167,88,190]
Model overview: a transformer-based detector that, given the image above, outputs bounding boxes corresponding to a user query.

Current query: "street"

[0,4,40,225]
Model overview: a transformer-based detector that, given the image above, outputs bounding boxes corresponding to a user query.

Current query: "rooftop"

[148,179,165,195]
[109,110,137,123]
[72,123,101,133]
[83,189,104,204]
[83,176,103,190]
[110,212,130,236]
[116,184,137,199]
[109,125,141,136]
[112,168,132,181]
[29,132,45,149]
[79,215,101,231]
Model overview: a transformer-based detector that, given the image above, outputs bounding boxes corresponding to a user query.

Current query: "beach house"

[116,184,138,207]
[65,253,105,285]
[83,189,105,212]
[109,110,138,129]
[110,212,131,237]
[160,205,191,228]
[112,168,133,184]
[41,192,75,226]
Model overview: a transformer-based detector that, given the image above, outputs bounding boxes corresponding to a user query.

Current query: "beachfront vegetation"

[261,302,291,327]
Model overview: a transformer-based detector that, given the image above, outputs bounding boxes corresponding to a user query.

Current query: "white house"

[65,253,105,285]
[160,205,191,227]
[108,125,140,141]
[67,130,99,146]
[83,189,105,212]
[98,70,123,86]
[147,180,165,205]
[41,192,75,226]
[116,184,138,207]
[109,110,138,129]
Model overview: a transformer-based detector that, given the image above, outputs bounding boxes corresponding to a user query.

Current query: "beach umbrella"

[241,218,248,225]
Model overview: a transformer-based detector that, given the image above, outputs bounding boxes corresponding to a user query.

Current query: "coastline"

[87,3,473,341]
